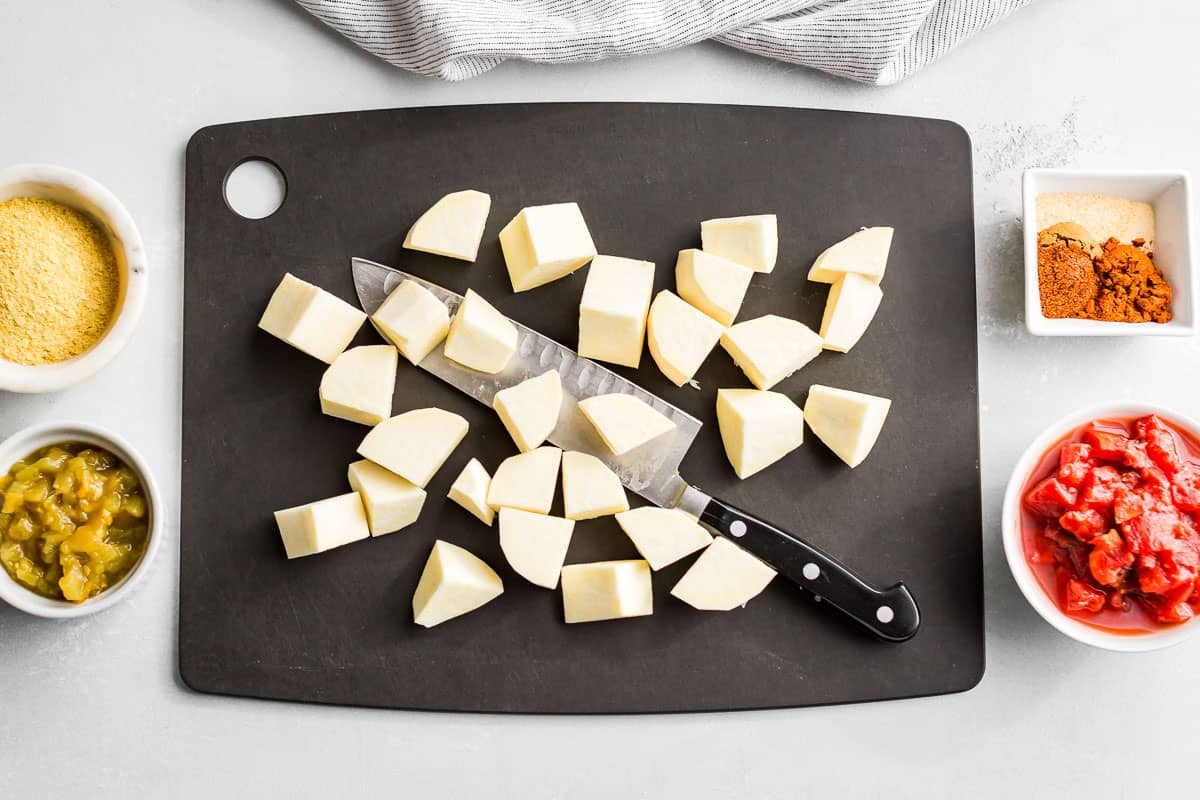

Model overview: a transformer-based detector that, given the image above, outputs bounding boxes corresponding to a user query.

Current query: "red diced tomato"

[1140,466,1171,493]
[1122,509,1181,554]
[1058,462,1091,489]
[1171,465,1200,513]
[1060,443,1095,468]
[1025,477,1078,518]
[1123,525,1152,556]
[1108,590,1130,612]
[1123,520,1151,554]
[1148,582,1196,624]
[1179,514,1200,539]
[1088,530,1134,587]
[1144,481,1173,512]
[1159,536,1200,587]
[1057,443,1096,488]
[1084,429,1132,462]
[1078,466,1123,510]
[1113,482,1173,526]
[1137,554,1173,595]
[1112,486,1137,524]
[1136,415,1184,473]
[1064,578,1106,614]
[1122,440,1154,470]
[1059,508,1107,540]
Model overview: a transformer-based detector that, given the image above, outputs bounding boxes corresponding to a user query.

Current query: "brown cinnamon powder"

[1087,238,1173,323]
[1037,231,1099,319]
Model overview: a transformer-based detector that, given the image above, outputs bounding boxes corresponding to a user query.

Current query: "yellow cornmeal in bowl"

[0,197,120,365]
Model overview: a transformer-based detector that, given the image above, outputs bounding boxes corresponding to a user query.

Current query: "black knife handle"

[700,497,920,642]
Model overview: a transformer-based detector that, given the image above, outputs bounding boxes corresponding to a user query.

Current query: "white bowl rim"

[1002,401,1200,652]
[0,420,163,618]
[0,163,148,392]
[1020,167,1197,337]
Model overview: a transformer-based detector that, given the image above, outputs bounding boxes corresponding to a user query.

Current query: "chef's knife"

[353,257,919,642]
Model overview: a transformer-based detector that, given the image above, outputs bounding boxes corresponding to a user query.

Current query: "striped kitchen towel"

[294,0,1033,85]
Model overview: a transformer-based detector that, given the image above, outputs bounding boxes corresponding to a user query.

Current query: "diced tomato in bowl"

[1171,465,1200,512]
[1057,443,1095,487]
[1025,477,1076,517]
[1087,529,1133,587]
[1003,404,1200,652]
[1064,578,1106,613]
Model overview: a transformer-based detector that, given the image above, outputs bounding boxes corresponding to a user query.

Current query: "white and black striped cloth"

[295,0,1033,85]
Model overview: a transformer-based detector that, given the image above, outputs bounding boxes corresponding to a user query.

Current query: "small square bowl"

[1022,169,1196,336]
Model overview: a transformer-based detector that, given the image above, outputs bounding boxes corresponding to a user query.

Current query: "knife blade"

[352,257,702,512]
[352,257,920,642]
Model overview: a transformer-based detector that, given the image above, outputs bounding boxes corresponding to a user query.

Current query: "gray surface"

[0,0,1197,795]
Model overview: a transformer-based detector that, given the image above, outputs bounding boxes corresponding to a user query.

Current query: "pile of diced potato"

[257,190,896,629]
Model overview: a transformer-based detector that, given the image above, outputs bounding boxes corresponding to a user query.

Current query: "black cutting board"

[180,103,983,713]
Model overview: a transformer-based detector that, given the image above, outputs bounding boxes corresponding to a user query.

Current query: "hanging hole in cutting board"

[223,157,287,220]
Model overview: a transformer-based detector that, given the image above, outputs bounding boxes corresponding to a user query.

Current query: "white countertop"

[2,1,1197,796]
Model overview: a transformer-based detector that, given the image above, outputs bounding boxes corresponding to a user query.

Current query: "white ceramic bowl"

[1022,169,1196,336]
[0,421,162,618]
[0,163,148,392]
[1002,402,1200,652]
